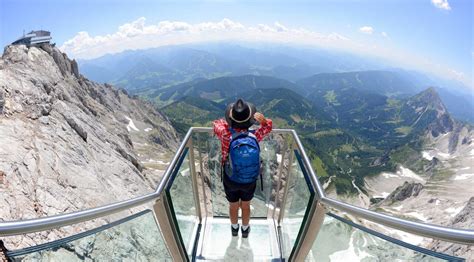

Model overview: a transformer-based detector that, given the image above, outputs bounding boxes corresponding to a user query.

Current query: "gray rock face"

[384,181,424,203]
[423,157,439,177]
[407,87,455,138]
[0,90,4,114]
[429,197,474,259]
[0,44,179,250]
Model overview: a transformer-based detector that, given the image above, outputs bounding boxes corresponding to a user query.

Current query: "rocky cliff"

[0,44,179,249]
[404,87,455,138]
[429,197,474,258]
[381,181,424,205]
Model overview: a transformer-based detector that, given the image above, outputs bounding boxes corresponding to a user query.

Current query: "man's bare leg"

[229,201,239,224]
[241,200,251,226]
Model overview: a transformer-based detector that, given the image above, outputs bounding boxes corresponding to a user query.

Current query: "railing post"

[197,134,209,217]
[278,142,296,225]
[291,201,326,261]
[152,197,187,262]
[291,130,325,200]
[188,136,202,222]
[272,135,288,220]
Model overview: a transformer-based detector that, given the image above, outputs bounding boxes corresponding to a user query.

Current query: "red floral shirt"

[213,118,273,163]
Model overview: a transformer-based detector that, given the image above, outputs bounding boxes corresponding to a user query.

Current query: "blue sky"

[1,0,472,88]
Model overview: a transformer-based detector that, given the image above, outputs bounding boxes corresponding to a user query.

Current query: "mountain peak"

[407,87,455,137]
[0,42,179,245]
[410,87,447,114]
[3,44,80,79]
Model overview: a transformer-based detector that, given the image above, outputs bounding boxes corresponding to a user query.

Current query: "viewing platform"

[0,127,472,261]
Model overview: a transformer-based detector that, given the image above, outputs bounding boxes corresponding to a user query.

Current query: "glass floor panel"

[196,217,280,261]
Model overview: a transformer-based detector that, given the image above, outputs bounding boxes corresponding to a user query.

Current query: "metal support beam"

[272,136,288,220]
[188,137,202,222]
[278,142,295,225]
[152,198,187,262]
[197,134,208,217]
[291,201,326,262]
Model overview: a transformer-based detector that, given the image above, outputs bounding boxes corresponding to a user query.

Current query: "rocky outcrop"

[370,150,390,167]
[423,157,439,177]
[0,240,7,262]
[0,44,179,250]
[384,181,424,203]
[429,197,474,259]
[405,88,455,138]
[0,90,4,114]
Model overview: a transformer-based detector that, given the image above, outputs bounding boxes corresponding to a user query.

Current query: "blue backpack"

[225,128,261,184]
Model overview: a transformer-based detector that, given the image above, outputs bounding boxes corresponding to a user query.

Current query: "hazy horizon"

[1,0,472,89]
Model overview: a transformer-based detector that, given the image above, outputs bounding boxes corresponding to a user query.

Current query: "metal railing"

[1,127,473,247]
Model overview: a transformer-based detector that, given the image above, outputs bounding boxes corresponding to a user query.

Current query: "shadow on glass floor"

[196,218,279,261]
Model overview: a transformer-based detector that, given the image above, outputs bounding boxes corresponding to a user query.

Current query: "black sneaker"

[231,225,239,237]
[241,226,250,238]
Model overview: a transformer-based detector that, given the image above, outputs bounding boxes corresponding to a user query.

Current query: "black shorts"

[223,173,257,203]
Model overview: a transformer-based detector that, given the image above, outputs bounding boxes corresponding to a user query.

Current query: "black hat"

[225,98,257,129]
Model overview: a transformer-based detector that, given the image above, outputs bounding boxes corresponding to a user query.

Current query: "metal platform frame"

[1,127,473,261]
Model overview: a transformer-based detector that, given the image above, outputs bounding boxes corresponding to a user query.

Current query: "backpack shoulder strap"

[229,128,249,140]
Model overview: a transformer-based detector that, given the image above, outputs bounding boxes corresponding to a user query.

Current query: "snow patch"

[381,173,398,179]
[446,207,463,217]
[392,205,403,211]
[373,192,390,198]
[180,168,190,177]
[329,232,373,261]
[381,166,424,181]
[265,203,275,209]
[376,224,425,245]
[422,151,434,161]
[125,116,139,132]
[144,127,153,132]
[398,166,424,181]
[437,152,451,158]
[389,229,424,245]
[276,153,282,164]
[453,173,474,181]
[144,159,169,165]
[406,212,428,222]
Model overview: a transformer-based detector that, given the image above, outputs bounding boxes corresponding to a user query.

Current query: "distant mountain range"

[77,42,473,193]
[153,73,466,194]
[78,43,474,123]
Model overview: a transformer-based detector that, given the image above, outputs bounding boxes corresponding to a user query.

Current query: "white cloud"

[59,17,471,89]
[61,17,351,59]
[431,0,451,10]
[274,22,288,32]
[447,69,465,81]
[359,26,374,34]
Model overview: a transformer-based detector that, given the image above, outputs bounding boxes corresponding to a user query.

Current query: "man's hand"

[254,112,266,124]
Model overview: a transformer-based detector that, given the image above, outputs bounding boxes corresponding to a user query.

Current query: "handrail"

[1,127,473,245]
[321,197,474,245]
[176,128,474,244]
[0,128,195,237]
